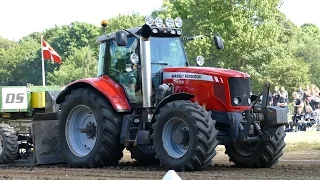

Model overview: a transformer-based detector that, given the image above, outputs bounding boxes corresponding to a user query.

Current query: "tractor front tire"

[225,126,286,168]
[127,145,159,165]
[151,100,218,171]
[0,123,18,164]
[58,88,124,168]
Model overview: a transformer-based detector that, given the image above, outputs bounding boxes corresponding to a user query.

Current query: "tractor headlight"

[155,17,163,27]
[174,17,183,28]
[170,30,176,34]
[196,56,205,66]
[234,97,241,105]
[145,16,154,26]
[152,28,158,33]
[130,53,139,64]
[165,17,174,28]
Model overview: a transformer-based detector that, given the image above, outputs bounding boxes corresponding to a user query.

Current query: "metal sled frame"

[0,113,66,167]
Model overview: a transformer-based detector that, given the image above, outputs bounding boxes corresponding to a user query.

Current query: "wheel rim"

[162,117,190,158]
[66,105,97,157]
[234,142,260,157]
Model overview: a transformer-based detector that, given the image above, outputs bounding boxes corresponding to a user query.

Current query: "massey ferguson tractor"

[0,16,287,171]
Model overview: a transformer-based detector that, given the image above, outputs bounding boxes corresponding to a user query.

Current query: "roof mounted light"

[145,16,154,26]
[101,20,109,27]
[155,17,163,27]
[165,17,174,28]
[174,17,183,28]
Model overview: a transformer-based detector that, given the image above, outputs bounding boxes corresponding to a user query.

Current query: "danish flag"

[41,38,61,64]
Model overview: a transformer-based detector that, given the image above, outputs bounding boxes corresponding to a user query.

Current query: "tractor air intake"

[140,24,152,108]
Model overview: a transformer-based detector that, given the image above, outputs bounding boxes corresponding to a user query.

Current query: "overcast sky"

[0,0,319,41]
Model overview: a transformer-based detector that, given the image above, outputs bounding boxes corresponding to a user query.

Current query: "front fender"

[56,75,131,112]
[152,93,194,122]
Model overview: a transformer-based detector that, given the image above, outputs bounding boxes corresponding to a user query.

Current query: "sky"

[0,0,319,41]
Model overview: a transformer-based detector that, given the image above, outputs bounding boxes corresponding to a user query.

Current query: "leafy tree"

[152,0,312,93]
[106,12,145,33]
[47,46,97,85]
[0,37,41,85]
[0,37,16,49]
[47,13,145,85]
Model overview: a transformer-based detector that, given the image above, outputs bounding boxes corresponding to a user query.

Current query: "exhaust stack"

[140,24,152,108]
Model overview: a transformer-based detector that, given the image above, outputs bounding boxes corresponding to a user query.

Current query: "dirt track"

[0,132,319,180]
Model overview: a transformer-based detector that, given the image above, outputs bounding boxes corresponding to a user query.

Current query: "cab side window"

[97,42,106,77]
[108,37,141,103]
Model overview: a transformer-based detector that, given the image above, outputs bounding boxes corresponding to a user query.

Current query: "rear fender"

[56,76,131,112]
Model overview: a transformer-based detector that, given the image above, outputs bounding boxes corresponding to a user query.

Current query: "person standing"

[272,86,281,106]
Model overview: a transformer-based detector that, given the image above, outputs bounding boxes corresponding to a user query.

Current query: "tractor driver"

[110,43,139,102]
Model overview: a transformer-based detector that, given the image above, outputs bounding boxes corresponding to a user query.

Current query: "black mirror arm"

[183,32,220,42]
[122,29,140,40]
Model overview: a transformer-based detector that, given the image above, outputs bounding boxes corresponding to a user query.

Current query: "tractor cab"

[96,17,188,104]
[96,17,223,105]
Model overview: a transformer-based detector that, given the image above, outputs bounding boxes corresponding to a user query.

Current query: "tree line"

[0,0,319,97]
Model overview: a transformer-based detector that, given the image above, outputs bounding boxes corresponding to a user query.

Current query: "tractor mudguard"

[56,76,131,112]
[152,93,194,122]
[227,112,243,142]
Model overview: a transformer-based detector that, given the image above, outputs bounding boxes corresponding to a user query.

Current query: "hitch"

[237,83,286,143]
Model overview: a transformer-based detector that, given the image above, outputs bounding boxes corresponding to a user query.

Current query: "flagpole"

[41,36,45,86]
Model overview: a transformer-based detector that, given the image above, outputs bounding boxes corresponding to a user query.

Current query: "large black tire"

[151,100,218,171]
[225,126,286,168]
[127,145,159,165]
[58,88,124,168]
[0,123,18,164]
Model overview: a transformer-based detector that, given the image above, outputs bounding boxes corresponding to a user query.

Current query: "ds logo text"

[1,87,28,110]
[5,93,25,103]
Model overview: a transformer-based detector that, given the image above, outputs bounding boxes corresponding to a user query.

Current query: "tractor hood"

[162,66,250,78]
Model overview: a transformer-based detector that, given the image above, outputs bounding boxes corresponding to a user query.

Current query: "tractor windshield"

[150,37,187,74]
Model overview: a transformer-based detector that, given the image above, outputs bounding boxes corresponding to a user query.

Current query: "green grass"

[284,142,320,152]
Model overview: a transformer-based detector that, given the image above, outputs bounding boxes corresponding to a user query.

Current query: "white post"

[41,36,46,86]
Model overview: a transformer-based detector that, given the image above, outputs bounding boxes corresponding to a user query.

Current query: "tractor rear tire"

[225,126,286,168]
[151,100,218,171]
[127,145,159,165]
[58,88,124,168]
[0,123,18,164]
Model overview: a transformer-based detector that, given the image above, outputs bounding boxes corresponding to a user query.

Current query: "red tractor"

[53,17,287,171]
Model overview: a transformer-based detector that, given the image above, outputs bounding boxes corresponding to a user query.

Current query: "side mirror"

[213,35,224,50]
[115,31,128,46]
[196,56,205,66]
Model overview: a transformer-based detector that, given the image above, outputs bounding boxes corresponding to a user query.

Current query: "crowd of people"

[269,85,320,132]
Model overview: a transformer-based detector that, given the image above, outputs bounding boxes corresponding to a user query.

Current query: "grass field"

[284,131,320,152]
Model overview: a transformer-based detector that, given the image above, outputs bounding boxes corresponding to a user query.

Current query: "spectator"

[314,104,320,131]
[271,86,280,106]
[298,86,306,101]
[305,85,311,97]
[293,92,304,114]
[280,86,288,98]
[277,91,288,110]
[304,105,316,128]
